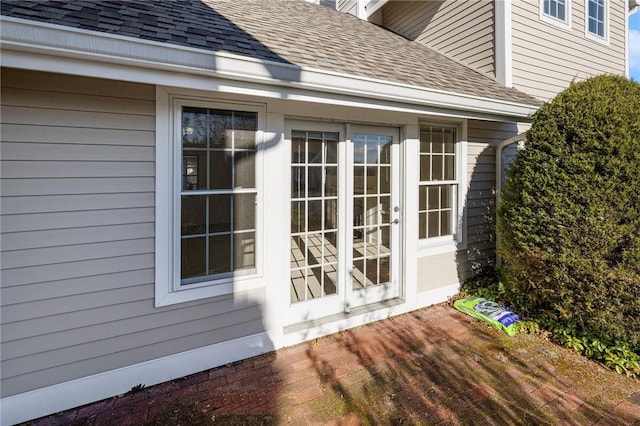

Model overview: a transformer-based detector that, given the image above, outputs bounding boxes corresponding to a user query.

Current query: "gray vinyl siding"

[381,0,496,78]
[417,120,517,293]
[511,0,627,101]
[0,69,267,397]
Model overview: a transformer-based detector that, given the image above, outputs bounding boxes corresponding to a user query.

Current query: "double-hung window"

[418,124,466,254]
[541,0,571,29]
[156,91,263,306]
[586,0,607,42]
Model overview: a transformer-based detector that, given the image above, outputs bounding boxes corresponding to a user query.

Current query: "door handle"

[392,218,399,225]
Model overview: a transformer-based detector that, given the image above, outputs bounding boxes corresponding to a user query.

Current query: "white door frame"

[285,120,403,325]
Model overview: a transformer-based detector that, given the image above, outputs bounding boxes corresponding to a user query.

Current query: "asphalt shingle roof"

[1,0,541,106]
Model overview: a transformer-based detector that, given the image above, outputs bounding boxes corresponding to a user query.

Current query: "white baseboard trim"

[415,282,460,308]
[0,332,274,426]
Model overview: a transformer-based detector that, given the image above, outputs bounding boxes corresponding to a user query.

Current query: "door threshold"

[284,298,405,335]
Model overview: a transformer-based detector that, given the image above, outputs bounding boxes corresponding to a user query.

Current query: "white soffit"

[0,17,538,120]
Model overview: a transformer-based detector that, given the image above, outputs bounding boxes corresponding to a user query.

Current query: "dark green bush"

[498,75,640,352]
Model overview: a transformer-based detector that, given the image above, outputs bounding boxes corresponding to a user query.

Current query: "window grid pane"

[419,125,458,240]
[588,0,605,37]
[290,130,340,303]
[180,108,257,284]
[544,0,566,21]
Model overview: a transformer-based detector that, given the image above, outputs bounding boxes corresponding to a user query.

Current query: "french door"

[287,121,401,324]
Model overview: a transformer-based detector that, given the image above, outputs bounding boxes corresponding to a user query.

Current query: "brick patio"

[26,305,640,425]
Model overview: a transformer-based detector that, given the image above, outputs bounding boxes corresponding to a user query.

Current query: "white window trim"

[155,86,266,307]
[540,0,572,31]
[584,0,609,45]
[417,120,468,257]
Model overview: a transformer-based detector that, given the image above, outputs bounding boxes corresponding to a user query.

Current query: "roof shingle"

[0,0,541,106]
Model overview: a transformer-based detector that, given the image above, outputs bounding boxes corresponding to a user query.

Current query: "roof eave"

[0,16,539,120]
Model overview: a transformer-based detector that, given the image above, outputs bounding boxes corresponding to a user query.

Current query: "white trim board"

[0,16,538,120]
[0,333,274,426]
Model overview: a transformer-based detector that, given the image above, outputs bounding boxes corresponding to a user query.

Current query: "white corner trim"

[0,332,274,426]
[0,16,538,120]
[495,0,513,87]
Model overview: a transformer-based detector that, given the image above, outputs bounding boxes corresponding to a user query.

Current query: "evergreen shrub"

[498,75,640,351]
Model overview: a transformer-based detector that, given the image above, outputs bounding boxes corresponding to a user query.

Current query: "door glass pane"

[366,196,379,226]
[308,134,323,164]
[353,166,365,195]
[308,200,322,231]
[324,265,337,295]
[325,166,338,196]
[290,130,340,303]
[366,166,378,193]
[354,136,365,164]
[353,134,393,290]
[380,166,391,194]
[308,166,323,198]
[291,201,306,234]
[324,199,338,230]
[292,167,305,199]
[292,132,306,163]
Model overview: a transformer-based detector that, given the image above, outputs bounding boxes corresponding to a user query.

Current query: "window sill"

[417,237,465,258]
[540,14,571,31]
[585,31,609,46]
[155,273,264,307]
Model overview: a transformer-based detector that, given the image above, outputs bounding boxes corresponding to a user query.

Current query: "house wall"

[1,67,520,417]
[511,0,627,101]
[416,119,517,293]
[380,0,496,79]
[0,69,268,398]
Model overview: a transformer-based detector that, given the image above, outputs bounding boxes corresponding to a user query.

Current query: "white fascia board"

[0,16,537,120]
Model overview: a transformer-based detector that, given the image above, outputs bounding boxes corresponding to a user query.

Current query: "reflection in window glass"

[180,107,257,284]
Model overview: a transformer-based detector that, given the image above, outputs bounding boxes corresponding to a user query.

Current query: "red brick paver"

[25,305,640,425]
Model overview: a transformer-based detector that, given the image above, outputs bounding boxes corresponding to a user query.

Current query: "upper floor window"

[586,0,608,42]
[544,0,567,20]
[541,0,571,30]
